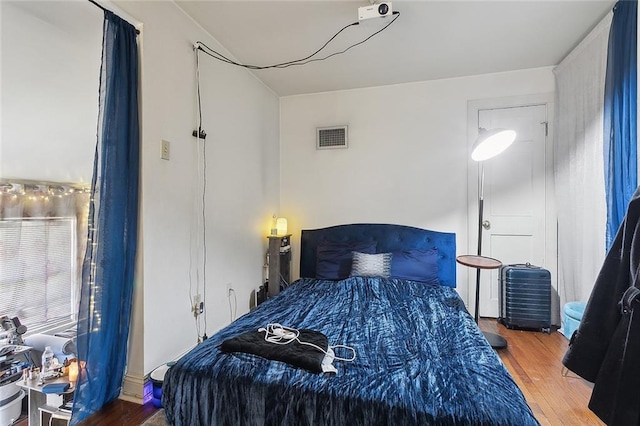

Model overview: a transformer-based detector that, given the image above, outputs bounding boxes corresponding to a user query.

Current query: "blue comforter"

[162,277,538,425]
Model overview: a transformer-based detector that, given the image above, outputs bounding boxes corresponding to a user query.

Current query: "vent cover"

[317,126,348,150]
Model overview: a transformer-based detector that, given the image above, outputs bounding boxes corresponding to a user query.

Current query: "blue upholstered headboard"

[299,223,456,287]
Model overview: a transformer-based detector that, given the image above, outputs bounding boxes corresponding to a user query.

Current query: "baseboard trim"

[120,373,152,404]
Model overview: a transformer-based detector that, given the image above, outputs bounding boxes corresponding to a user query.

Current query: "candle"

[69,360,79,384]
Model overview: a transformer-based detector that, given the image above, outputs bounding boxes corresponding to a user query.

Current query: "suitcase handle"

[503,262,541,269]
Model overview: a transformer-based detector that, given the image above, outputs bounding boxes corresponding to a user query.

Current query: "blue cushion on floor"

[564,301,586,320]
[562,301,587,338]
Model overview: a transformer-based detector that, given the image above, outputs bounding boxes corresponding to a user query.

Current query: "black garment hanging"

[563,186,640,425]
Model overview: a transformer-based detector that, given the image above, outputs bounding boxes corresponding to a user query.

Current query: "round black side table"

[457,254,507,349]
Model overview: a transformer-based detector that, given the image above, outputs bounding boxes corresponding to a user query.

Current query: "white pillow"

[350,252,392,277]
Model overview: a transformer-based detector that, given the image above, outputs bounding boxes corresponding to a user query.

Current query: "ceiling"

[175,0,614,97]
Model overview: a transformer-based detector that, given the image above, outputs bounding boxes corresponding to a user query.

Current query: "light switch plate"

[161,140,170,160]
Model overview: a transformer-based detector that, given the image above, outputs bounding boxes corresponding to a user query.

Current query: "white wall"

[114,1,280,381]
[280,68,555,305]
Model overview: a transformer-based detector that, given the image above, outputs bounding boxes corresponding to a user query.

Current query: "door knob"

[482,220,491,230]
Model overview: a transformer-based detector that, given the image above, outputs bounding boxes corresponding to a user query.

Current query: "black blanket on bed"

[220,329,329,373]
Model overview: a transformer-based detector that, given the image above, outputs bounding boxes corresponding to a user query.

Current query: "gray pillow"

[316,242,377,280]
[350,252,392,278]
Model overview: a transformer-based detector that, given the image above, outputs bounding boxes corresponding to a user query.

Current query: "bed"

[162,223,538,425]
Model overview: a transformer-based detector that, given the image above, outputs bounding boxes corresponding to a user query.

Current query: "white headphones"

[258,323,356,362]
[258,323,298,343]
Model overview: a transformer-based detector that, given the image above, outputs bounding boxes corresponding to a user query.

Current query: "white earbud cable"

[258,323,356,362]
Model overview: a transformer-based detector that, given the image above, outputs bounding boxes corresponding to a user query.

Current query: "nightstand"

[267,234,292,297]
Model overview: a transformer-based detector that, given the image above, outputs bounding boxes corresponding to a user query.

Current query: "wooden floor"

[77,399,160,425]
[16,319,602,425]
[481,318,603,425]
[14,399,159,426]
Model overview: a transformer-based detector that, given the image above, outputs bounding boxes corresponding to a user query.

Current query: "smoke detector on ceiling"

[358,2,393,22]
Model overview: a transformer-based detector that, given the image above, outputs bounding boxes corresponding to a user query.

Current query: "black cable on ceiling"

[195,11,400,70]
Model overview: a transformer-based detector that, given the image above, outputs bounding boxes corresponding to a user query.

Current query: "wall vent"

[317,126,348,150]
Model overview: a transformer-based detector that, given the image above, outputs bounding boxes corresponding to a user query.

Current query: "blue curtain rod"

[87,0,140,35]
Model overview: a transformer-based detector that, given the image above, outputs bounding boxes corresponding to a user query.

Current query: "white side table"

[17,376,73,426]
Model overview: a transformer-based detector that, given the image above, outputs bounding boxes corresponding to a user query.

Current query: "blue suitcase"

[499,263,551,333]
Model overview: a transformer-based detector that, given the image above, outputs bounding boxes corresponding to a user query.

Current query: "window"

[0,182,89,334]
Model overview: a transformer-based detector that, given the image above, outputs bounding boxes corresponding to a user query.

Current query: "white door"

[468,103,555,319]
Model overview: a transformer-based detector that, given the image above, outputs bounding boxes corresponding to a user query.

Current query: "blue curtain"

[604,0,637,250]
[71,11,139,425]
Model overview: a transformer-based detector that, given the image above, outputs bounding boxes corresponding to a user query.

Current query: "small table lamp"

[276,217,288,235]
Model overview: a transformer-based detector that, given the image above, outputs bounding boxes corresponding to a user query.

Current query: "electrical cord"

[272,11,401,68]
[195,12,400,70]
[201,106,208,335]
[197,20,357,69]
[279,272,289,289]
[191,44,208,342]
[228,288,237,322]
[196,46,203,129]
[190,46,200,342]
[258,323,356,362]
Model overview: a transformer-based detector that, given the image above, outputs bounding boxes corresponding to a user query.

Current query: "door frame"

[466,93,560,325]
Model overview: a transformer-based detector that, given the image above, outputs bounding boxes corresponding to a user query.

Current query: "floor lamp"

[471,128,516,349]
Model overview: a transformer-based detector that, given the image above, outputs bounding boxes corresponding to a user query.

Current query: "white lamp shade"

[276,217,288,235]
[471,128,517,162]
